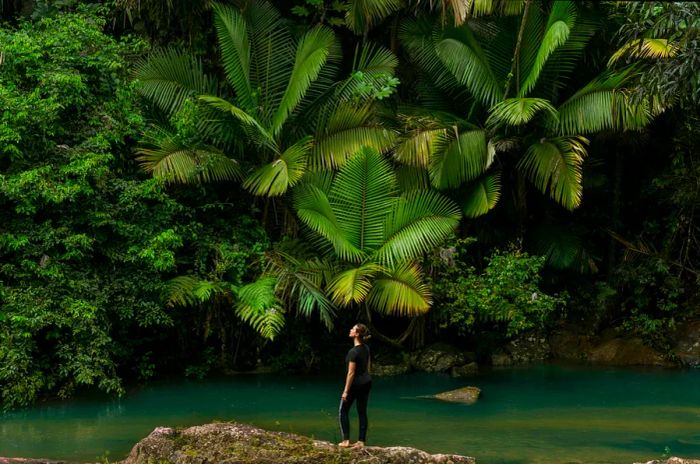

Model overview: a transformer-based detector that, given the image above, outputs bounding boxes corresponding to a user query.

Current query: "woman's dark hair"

[355,323,371,342]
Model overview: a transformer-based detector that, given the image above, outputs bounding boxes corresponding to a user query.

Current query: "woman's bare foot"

[352,441,365,449]
[338,440,351,448]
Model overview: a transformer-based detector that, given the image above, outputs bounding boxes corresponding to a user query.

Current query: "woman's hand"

[341,391,348,402]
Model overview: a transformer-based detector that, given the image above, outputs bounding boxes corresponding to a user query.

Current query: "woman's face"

[349,326,358,338]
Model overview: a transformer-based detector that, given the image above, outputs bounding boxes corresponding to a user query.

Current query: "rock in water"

[431,386,481,405]
[634,458,700,464]
[120,422,475,464]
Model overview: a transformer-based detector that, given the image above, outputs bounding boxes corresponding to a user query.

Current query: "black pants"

[339,381,372,442]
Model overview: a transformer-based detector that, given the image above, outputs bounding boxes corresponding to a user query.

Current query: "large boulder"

[372,362,412,376]
[120,422,475,464]
[587,338,671,366]
[549,329,594,362]
[451,362,479,378]
[411,343,475,373]
[491,332,550,366]
[430,386,481,405]
[673,321,700,367]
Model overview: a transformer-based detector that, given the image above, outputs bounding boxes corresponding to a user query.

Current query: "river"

[1,364,699,463]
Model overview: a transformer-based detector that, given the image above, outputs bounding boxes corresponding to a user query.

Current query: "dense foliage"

[1,0,698,409]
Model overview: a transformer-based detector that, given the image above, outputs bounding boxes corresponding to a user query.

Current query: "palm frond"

[376,190,461,266]
[212,2,255,111]
[367,262,431,316]
[534,9,598,99]
[486,97,558,128]
[164,276,226,307]
[328,263,383,306]
[294,184,366,262]
[517,136,588,210]
[346,0,401,35]
[399,17,464,95]
[461,171,501,218]
[436,26,504,106]
[556,69,651,134]
[394,128,447,168]
[136,127,241,184]
[235,277,285,340]
[334,43,399,102]
[134,48,215,115]
[330,147,398,253]
[430,129,492,189]
[270,26,335,136]
[266,250,338,330]
[395,166,432,192]
[243,136,312,196]
[608,38,678,66]
[198,95,276,150]
[313,103,397,169]
[518,1,576,97]
[242,0,293,124]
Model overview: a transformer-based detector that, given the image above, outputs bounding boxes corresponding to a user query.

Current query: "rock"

[451,362,478,377]
[411,343,474,373]
[508,333,551,363]
[490,332,551,366]
[634,457,700,464]
[549,330,594,361]
[431,386,481,405]
[119,422,475,464]
[372,362,412,376]
[588,338,670,366]
[674,321,700,367]
[490,350,513,366]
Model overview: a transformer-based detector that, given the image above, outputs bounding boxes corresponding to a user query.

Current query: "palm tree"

[396,0,657,218]
[245,147,461,343]
[134,1,398,196]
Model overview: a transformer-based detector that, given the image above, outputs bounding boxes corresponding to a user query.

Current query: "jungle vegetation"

[0,0,698,409]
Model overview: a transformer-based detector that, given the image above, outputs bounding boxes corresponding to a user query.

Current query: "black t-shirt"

[345,344,371,385]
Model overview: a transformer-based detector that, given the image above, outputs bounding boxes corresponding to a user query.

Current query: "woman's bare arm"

[342,362,356,401]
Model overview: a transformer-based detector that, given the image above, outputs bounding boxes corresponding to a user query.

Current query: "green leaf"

[136,127,241,184]
[517,136,588,210]
[486,98,559,128]
[436,26,504,106]
[236,277,285,340]
[313,104,397,169]
[556,69,651,134]
[377,190,461,265]
[271,27,335,135]
[198,96,276,150]
[327,263,383,305]
[330,147,397,253]
[212,3,255,111]
[134,48,215,115]
[608,38,678,66]
[367,262,431,316]
[518,1,576,97]
[294,184,365,262]
[430,129,492,189]
[461,171,501,218]
[243,136,312,196]
[345,0,401,35]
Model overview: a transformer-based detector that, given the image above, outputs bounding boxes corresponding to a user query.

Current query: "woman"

[338,323,372,448]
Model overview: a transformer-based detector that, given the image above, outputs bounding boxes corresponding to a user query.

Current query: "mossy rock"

[430,386,481,405]
[120,422,475,464]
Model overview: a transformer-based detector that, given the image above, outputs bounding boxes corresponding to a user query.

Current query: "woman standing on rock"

[338,323,372,448]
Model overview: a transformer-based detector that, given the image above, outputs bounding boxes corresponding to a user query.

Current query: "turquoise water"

[1,364,699,463]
